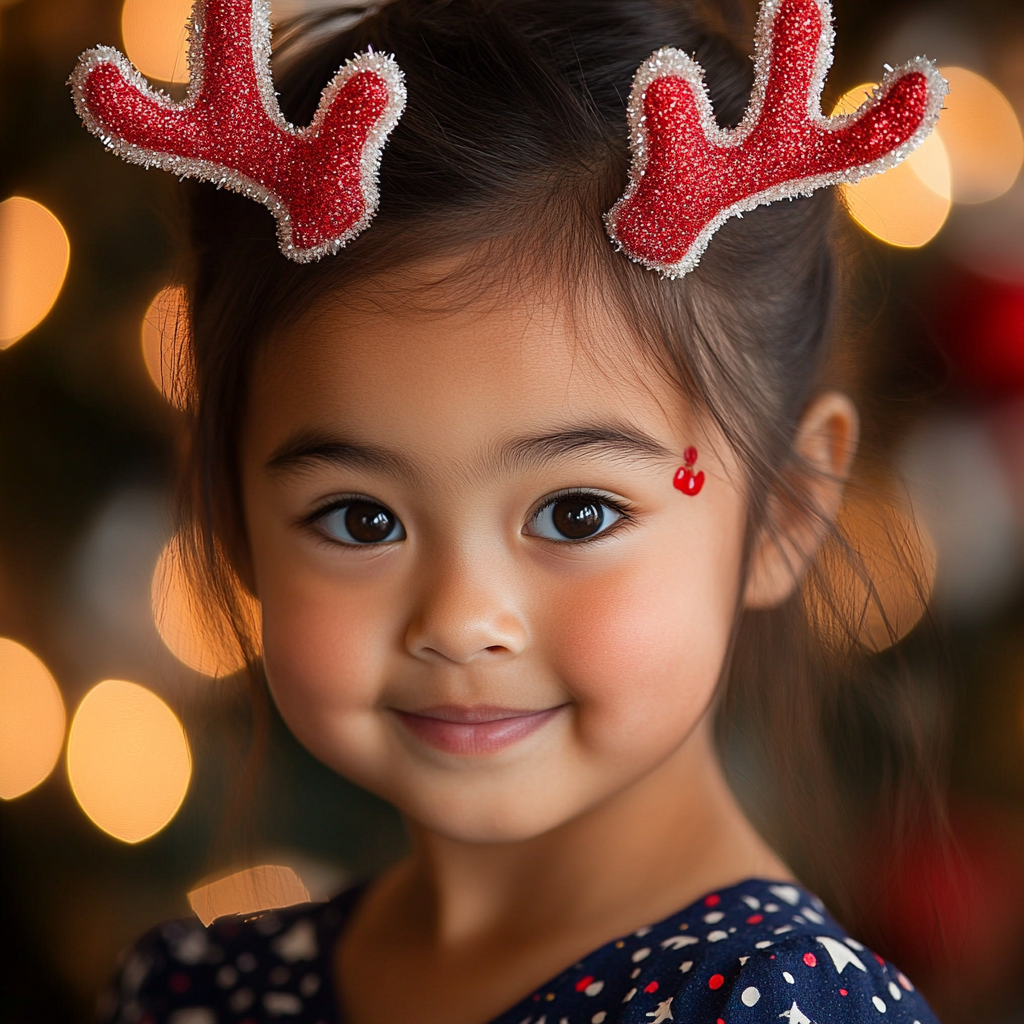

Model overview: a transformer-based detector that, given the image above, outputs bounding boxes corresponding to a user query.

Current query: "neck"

[396,717,792,949]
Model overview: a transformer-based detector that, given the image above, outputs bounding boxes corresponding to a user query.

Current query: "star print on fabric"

[816,935,868,973]
[780,1001,814,1024]
[646,997,674,1022]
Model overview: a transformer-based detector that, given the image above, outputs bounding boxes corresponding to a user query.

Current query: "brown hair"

[174,0,947,925]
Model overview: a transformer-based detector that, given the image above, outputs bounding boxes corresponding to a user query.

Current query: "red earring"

[673,446,705,496]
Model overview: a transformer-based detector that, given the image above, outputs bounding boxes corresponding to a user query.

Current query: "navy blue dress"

[98,878,941,1024]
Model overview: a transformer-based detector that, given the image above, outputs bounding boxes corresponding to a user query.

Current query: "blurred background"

[1,0,1024,1020]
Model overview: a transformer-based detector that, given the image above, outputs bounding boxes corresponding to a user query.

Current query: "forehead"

[246,267,691,461]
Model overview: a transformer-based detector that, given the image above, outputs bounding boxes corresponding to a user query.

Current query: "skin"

[240,264,859,1024]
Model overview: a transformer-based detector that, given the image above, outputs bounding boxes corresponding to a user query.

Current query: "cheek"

[546,527,742,749]
[256,559,393,743]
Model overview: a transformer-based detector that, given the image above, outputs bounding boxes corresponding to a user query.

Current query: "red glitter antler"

[605,0,947,278]
[70,0,405,262]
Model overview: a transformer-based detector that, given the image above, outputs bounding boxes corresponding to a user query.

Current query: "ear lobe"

[743,392,860,610]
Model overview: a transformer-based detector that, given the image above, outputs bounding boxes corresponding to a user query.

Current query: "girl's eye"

[526,495,624,542]
[318,501,406,545]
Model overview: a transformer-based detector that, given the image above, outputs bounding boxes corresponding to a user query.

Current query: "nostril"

[485,645,507,653]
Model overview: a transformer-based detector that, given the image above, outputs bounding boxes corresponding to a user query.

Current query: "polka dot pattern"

[98,879,940,1024]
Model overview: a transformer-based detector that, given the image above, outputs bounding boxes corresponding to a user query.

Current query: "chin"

[394,782,586,845]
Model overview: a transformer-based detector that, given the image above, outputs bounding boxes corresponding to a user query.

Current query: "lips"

[391,704,563,755]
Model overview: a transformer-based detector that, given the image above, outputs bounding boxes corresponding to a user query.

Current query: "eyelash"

[302,490,636,547]
[527,489,635,544]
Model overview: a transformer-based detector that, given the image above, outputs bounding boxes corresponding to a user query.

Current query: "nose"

[404,556,528,664]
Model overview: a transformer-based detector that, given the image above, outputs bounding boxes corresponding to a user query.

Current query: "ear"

[743,391,860,610]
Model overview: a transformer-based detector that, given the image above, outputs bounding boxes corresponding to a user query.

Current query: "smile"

[391,704,564,755]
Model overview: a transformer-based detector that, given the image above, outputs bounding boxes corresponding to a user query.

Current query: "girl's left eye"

[526,494,624,542]
[317,500,406,545]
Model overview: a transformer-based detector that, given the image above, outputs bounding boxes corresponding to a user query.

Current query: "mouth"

[390,704,565,756]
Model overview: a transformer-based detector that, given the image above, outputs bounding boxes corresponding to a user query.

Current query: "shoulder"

[97,886,362,1024]
[619,881,940,1024]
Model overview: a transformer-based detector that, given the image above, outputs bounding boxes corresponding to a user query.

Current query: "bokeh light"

[188,865,311,926]
[141,284,189,407]
[808,491,938,653]
[0,197,70,348]
[833,84,952,248]
[121,0,192,84]
[0,639,65,800]
[67,679,191,843]
[939,67,1024,205]
[151,536,254,678]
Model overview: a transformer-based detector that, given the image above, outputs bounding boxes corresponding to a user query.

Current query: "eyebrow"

[265,423,675,478]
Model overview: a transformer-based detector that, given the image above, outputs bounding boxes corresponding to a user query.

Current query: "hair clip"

[69,0,406,263]
[605,0,948,279]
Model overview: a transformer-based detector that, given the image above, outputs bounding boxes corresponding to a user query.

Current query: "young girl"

[75,0,948,1021]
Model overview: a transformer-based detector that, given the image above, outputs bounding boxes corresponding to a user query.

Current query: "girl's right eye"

[316,501,406,545]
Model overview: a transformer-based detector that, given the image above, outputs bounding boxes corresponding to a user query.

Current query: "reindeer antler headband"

[70,0,946,274]
[70,0,405,262]
[606,0,948,277]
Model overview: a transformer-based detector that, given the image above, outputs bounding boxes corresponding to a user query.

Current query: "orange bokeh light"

[833,84,951,249]
[0,197,70,348]
[189,865,311,926]
[808,492,938,653]
[141,284,189,407]
[67,679,191,843]
[152,536,256,678]
[938,67,1023,205]
[0,639,65,800]
[121,0,192,84]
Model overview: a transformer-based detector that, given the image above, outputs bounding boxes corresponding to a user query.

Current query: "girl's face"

[241,270,749,843]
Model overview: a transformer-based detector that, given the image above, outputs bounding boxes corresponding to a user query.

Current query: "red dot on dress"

[840,989,849,997]
[705,894,721,907]
[747,914,763,924]
[874,952,886,967]
[644,982,659,994]
[575,976,595,993]
[803,953,818,967]
[709,974,725,990]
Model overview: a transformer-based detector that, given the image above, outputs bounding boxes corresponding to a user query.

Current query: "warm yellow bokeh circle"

[939,67,1023,204]
[833,83,951,248]
[141,284,190,407]
[0,639,66,800]
[833,68,1024,248]
[67,679,192,843]
[0,197,71,348]
[152,538,252,678]
[121,0,193,84]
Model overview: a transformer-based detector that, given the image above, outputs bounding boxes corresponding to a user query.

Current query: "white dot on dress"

[708,930,728,942]
[783,972,795,984]
[873,996,887,1013]
[741,987,761,1007]
[680,961,693,973]
[592,1014,607,1024]
[632,948,651,962]
[704,911,724,924]
[889,982,902,1001]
